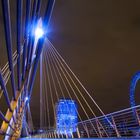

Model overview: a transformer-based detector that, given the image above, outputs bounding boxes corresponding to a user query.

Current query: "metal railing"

[31,105,140,138]
[78,105,140,138]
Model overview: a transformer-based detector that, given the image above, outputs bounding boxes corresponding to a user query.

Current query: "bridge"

[0,0,140,139]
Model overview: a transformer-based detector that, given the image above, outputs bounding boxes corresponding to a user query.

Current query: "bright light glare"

[25,97,29,102]
[35,27,44,39]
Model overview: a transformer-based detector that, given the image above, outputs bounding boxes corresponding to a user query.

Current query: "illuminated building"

[56,99,78,135]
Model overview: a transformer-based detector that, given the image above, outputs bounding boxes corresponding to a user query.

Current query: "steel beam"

[27,0,41,67]
[0,111,9,123]
[22,0,31,80]
[28,37,44,99]
[43,0,55,31]
[0,71,12,112]
[28,0,55,99]
[0,71,29,139]
[28,0,42,66]
[17,0,23,90]
[26,0,38,69]
[1,0,16,100]
[40,52,43,128]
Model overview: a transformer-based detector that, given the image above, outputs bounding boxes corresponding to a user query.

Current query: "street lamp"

[34,18,44,39]
[25,97,29,102]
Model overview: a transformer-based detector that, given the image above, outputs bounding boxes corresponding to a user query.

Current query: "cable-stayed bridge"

[0,0,140,139]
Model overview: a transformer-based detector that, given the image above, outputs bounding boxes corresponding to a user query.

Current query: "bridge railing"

[31,105,140,138]
[78,105,140,138]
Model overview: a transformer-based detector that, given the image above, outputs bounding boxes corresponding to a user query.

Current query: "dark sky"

[1,0,140,128]
[47,0,140,113]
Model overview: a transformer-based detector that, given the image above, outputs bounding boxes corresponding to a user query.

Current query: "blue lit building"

[56,99,78,135]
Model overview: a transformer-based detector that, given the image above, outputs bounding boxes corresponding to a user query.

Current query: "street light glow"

[35,26,44,39]
[25,97,29,102]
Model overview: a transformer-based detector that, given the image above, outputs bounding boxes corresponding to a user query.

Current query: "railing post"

[54,131,56,138]
[71,132,74,138]
[111,116,121,137]
[47,133,49,138]
[50,132,52,138]
[99,119,109,137]
[76,127,81,138]
[64,129,68,138]
[135,109,140,126]
[96,119,102,137]
[52,132,54,138]
[61,132,64,138]
[57,132,59,138]
[50,132,53,138]
[84,123,90,138]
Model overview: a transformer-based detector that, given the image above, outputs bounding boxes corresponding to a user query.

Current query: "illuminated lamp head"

[34,18,44,39]
[25,97,29,102]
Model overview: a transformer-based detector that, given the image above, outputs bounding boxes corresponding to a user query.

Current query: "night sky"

[1,0,140,127]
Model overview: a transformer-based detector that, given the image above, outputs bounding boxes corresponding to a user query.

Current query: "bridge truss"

[0,0,55,139]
